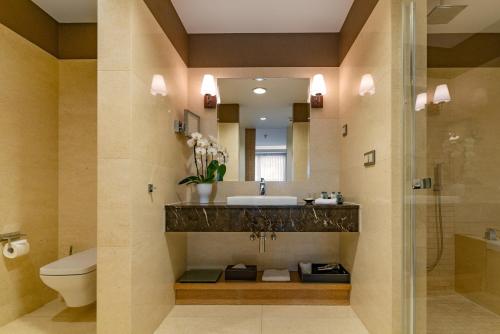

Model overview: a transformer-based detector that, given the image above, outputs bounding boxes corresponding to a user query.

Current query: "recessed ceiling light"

[255,78,265,81]
[253,87,267,95]
[260,117,267,121]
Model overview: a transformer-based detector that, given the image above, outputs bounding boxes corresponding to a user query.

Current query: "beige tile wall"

[98,0,188,333]
[58,60,97,258]
[187,232,340,271]
[0,23,59,326]
[185,67,341,270]
[217,123,239,181]
[426,67,500,295]
[292,122,309,181]
[338,0,403,333]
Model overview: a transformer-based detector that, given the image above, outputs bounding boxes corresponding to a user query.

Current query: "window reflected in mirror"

[217,78,310,182]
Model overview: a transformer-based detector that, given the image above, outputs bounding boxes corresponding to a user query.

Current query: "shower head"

[428,3,467,25]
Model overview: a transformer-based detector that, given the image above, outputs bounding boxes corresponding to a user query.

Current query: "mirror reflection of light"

[415,92,427,111]
[433,84,451,104]
[253,87,267,95]
[260,117,267,121]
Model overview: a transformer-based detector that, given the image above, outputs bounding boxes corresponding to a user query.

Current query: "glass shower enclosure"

[404,0,500,333]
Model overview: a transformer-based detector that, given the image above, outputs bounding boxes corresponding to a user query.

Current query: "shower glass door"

[405,1,500,333]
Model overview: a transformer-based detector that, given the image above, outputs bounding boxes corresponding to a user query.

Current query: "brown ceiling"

[0,0,376,65]
[0,0,96,59]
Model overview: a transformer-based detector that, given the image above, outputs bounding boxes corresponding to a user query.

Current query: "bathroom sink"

[226,196,298,206]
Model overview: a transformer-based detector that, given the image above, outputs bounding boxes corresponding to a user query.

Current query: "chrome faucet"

[259,178,266,196]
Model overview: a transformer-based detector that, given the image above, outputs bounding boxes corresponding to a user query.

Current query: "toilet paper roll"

[3,239,30,259]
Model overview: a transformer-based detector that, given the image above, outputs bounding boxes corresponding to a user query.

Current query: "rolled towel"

[262,269,290,282]
[299,262,312,275]
[314,198,338,205]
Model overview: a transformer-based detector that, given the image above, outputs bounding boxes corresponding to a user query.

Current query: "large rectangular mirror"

[217,78,310,182]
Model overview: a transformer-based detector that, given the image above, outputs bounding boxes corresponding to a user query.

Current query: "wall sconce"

[359,74,375,96]
[150,74,167,96]
[310,74,326,108]
[200,74,217,108]
[433,84,451,104]
[415,92,427,111]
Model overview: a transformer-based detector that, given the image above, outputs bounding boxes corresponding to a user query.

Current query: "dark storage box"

[225,265,257,281]
[298,263,350,283]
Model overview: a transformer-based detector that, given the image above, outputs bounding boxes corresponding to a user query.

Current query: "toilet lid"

[40,248,96,276]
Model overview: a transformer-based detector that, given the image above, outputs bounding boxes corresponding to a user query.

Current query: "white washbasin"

[227,196,298,206]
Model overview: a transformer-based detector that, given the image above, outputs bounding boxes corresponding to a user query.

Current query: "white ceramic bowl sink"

[227,196,298,206]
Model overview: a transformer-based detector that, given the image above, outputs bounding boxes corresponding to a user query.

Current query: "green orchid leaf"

[216,164,226,181]
[178,175,200,185]
[206,160,219,179]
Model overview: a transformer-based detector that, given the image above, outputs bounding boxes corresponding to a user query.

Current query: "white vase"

[196,183,213,204]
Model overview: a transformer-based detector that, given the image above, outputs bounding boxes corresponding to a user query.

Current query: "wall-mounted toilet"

[40,248,96,307]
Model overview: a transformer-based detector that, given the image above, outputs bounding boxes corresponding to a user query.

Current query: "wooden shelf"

[175,271,351,305]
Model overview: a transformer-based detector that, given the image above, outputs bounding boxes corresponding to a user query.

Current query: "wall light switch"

[173,120,184,133]
[364,150,376,167]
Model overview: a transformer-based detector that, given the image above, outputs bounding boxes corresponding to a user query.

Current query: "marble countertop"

[165,202,360,232]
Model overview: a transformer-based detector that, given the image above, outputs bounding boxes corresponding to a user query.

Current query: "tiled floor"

[427,293,500,334]
[0,300,96,334]
[154,305,369,334]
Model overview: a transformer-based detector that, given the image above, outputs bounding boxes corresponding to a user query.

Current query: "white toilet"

[40,248,96,307]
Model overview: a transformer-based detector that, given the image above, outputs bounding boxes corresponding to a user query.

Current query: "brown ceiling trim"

[1,0,378,65]
[293,103,310,123]
[59,23,97,59]
[428,33,500,68]
[143,0,189,65]
[0,0,97,59]
[245,128,256,182]
[188,0,379,68]
[217,104,240,123]
[0,0,59,57]
[339,0,379,63]
[189,33,340,68]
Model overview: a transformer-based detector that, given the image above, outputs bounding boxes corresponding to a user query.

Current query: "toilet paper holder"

[0,232,27,249]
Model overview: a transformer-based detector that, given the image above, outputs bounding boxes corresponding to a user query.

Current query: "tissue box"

[298,263,350,283]
[224,265,257,281]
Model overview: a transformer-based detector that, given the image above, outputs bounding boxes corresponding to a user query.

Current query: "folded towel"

[299,262,312,274]
[315,198,338,205]
[262,269,291,282]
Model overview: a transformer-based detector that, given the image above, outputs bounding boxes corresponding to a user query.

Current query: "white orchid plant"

[178,132,228,185]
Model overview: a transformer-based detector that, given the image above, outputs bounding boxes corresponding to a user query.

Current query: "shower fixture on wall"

[427,163,444,272]
[427,0,467,25]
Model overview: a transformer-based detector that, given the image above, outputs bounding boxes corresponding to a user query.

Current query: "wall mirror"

[184,109,200,136]
[217,78,310,182]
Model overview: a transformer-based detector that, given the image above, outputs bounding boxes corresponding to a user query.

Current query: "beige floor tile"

[262,317,368,334]
[262,305,356,319]
[156,305,369,334]
[0,318,96,334]
[168,305,262,318]
[23,299,66,318]
[0,300,96,334]
[427,293,500,334]
[155,317,261,334]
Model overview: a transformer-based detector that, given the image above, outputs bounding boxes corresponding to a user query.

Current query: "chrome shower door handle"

[413,178,432,190]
